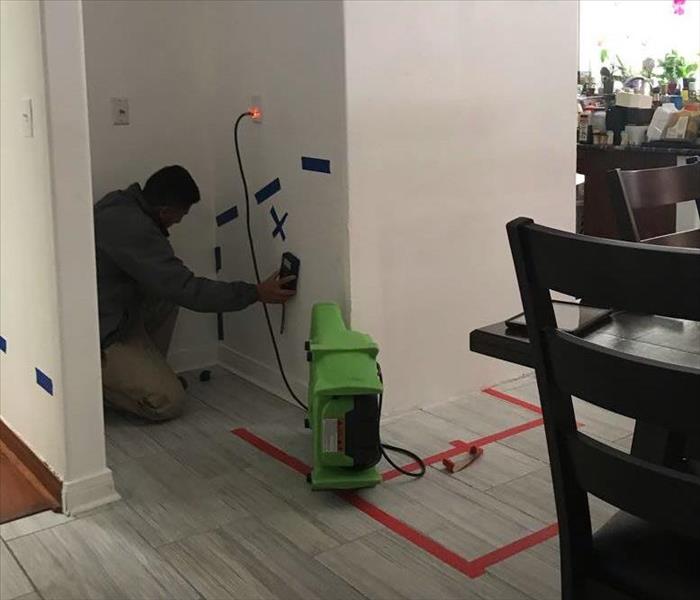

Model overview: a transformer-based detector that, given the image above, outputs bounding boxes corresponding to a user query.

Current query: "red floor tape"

[381,442,474,482]
[231,425,559,579]
[469,523,559,573]
[338,490,482,578]
[482,387,543,415]
[232,427,310,475]
[381,418,544,481]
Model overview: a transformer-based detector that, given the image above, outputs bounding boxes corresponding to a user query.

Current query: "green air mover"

[304,303,383,490]
[233,112,424,490]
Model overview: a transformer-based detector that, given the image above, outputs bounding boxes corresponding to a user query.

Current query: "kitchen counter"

[577,143,700,156]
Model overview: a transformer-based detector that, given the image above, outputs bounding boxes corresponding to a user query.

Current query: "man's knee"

[138,386,186,422]
[101,336,186,422]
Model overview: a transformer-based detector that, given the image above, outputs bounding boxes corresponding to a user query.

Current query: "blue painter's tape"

[301,156,331,174]
[255,178,281,205]
[270,206,288,241]
[216,206,239,227]
[0,335,6,353]
[214,246,222,272]
[217,313,224,341]
[35,368,53,395]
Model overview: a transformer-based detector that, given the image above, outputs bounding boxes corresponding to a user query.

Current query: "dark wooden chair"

[507,217,700,600]
[607,161,700,241]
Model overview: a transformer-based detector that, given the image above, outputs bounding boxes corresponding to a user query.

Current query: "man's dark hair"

[143,165,200,208]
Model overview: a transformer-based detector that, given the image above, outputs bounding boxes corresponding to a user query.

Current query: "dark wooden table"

[470,312,700,466]
[644,228,700,249]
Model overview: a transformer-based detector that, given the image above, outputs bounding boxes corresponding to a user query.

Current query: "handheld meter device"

[280,252,300,290]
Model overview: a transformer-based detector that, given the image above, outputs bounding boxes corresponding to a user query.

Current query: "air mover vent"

[345,395,382,469]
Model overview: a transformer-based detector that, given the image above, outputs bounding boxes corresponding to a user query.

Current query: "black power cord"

[234,112,425,479]
[377,364,426,478]
[234,112,307,411]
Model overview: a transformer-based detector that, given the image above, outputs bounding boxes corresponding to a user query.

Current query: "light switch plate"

[111,97,129,125]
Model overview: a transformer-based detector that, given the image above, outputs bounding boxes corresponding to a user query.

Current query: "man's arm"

[97,207,257,312]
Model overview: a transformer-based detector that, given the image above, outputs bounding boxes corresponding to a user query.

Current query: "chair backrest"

[507,218,700,586]
[607,162,700,241]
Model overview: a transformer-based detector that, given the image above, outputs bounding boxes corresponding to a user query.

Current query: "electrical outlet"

[111,97,129,126]
[251,95,262,123]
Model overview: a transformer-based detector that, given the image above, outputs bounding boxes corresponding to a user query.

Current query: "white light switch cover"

[111,97,129,125]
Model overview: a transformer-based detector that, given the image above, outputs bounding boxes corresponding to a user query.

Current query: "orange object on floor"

[442,445,484,473]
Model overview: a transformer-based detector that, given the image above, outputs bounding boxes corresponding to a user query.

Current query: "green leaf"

[600,48,609,64]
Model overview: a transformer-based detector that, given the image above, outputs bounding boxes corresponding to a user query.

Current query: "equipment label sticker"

[323,418,338,453]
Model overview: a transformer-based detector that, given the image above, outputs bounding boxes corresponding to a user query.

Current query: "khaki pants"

[101,298,185,421]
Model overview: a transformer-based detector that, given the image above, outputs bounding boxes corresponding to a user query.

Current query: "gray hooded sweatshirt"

[94,183,257,347]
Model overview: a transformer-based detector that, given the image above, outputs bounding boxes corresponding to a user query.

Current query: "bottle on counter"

[578,112,593,144]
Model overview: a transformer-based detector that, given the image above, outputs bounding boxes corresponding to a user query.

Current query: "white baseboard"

[62,468,120,516]
[168,344,218,374]
[217,344,308,406]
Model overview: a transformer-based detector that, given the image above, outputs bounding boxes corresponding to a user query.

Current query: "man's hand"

[256,271,296,304]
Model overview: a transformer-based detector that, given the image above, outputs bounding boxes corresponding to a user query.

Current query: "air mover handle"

[280,252,300,291]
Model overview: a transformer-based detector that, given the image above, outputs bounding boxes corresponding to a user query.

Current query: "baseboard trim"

[0,418,62,511]
[168,344,218,374]
[217,344,308,406]
[61,468,120,516]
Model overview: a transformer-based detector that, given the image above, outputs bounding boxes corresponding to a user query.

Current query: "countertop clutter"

[578,99,700,149]
[578,80,699,150]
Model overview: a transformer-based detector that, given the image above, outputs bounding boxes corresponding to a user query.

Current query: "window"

[579,0,699,86]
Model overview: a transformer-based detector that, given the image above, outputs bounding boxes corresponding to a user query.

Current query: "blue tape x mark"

[0,335,6,353]
[301,156,331,174]
[270,206,288,241]
[255,178,281,205]
[35,368,53,395]
[216,206,239,227]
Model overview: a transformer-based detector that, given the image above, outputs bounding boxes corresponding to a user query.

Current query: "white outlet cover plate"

[111,97,129,125]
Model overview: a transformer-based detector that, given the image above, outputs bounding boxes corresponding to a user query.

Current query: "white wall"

[1,0,66,477]
[1,0,115,512]
[42,0,117,512]
[82,0,218,371]
[207,0,350,397]
[81,0,577,416]
[82,0,351,397]
[344,0,577,414]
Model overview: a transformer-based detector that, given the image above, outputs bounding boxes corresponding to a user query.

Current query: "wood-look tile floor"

[0,368,634,600]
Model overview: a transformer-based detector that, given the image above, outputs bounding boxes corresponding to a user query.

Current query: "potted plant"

[599,49,630,94]
[657,50,695,94]
[677,57,698,90]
